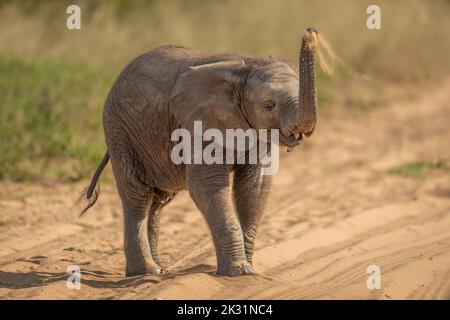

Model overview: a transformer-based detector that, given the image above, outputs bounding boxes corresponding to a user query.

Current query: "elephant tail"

[79,151,110,216]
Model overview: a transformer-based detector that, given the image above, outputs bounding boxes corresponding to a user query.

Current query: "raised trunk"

[298,28,318,136]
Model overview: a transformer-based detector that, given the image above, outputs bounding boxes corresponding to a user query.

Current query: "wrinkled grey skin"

[83,28,318,277]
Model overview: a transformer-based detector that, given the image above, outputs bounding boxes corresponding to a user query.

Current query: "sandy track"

[0,81,449,299]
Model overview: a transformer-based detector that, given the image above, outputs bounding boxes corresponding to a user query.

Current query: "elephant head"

[170,28,319,151]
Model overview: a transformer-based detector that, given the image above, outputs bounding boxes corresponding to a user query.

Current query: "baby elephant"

[82,28,320,277]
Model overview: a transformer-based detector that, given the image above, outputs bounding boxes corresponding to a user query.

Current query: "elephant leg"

[123,201,161,276]
[233,164,271,264]
[147,189,176,269]
[110,151,161,276]
[186,164,254,276]
[147,201,163,268]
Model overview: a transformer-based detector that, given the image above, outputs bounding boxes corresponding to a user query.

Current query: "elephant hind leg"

[109,149,161,276]
[121,189,161,276]
[147,189,176,270]
[124,206,162,276]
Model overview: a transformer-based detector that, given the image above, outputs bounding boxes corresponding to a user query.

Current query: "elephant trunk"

[298,27,318,137]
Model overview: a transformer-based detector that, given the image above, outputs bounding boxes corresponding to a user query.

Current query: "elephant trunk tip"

[302,27,319,51]
[305,27,319,35]
[303,28,336,75]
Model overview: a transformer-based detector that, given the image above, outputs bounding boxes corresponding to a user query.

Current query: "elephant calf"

[82,28,320,276]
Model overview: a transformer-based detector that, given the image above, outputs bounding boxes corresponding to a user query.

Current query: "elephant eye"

[263,100,276,111]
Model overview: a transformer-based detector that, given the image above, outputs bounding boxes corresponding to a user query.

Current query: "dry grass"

[0,0,449,81]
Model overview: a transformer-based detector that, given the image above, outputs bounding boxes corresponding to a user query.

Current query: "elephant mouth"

[279,129,304,148]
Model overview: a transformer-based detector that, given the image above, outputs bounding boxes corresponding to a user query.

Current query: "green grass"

[63,247,85,253]
[92,248,122,255]
[76,222,96,231]
[388,161,450,178]
[0,56,115,181]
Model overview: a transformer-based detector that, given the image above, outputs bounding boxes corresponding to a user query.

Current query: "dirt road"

[1,81,449,299]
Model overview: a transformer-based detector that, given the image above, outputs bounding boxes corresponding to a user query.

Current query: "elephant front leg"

[187,165,254,276]
[233,164,271,264]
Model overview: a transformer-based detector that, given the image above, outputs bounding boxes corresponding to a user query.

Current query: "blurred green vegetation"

[0,56,113,181]
[0,0,449,181]
[388,161,450,179]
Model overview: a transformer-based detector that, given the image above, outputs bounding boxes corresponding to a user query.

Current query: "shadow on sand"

[0,263,217,290]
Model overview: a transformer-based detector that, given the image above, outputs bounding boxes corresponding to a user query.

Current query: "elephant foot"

[125,258,162,277]
[152,255,164,269]
[217,260,256,277]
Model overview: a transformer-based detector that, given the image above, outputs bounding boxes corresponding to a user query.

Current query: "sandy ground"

[0,81,449,300]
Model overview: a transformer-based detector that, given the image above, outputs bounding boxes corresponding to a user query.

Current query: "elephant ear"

[170,59,248,134]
